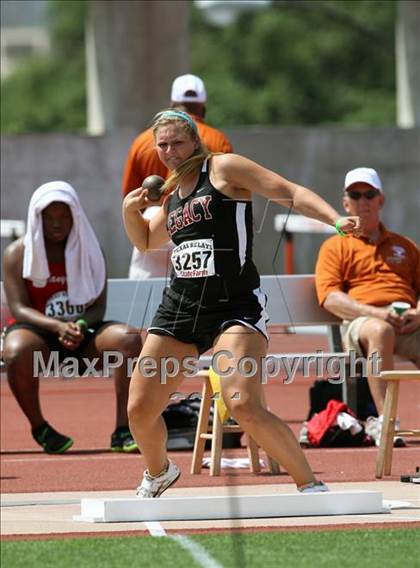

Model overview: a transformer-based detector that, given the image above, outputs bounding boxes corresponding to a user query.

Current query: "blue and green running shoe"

[111,426,138,453]
[32,422,73,454]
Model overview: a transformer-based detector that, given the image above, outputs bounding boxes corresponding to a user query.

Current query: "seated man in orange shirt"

[315,167,420,445]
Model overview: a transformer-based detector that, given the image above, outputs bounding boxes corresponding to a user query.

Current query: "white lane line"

[383,499,415,509]
[144,520,223,568]
[170,535,224,568]
[145,521,167,537]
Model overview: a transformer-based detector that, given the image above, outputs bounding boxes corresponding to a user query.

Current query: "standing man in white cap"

[315,167,420,446]
[122,74,232,279]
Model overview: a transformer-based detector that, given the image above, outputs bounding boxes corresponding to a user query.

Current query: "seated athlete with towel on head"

[2,181,142,454]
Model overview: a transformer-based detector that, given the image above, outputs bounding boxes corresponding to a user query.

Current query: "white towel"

[23,181,106,306]
[335,412,363,435]
[202,457,266,469]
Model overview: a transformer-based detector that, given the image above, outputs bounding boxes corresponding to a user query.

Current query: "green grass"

[1,528,418,568]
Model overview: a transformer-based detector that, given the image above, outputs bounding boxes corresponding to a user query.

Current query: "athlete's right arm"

[122,188,170,252]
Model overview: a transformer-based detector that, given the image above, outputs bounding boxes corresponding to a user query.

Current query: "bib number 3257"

[171,239,215,278]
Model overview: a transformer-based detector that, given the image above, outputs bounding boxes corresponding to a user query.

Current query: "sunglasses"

[345,189,380,201]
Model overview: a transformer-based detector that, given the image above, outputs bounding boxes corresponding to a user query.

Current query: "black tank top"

[166,159,260,303]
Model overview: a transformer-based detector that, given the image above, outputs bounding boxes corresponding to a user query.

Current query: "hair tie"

[153,110,198,133]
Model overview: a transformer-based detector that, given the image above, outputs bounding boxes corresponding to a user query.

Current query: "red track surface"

[2,522,419,542]
[2,333,419,494]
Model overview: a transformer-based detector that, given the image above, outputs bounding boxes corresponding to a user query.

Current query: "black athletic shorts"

[148,286,269,354]
[4,320,117,362]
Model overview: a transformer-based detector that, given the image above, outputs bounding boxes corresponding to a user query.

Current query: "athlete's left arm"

[217,154,360,234]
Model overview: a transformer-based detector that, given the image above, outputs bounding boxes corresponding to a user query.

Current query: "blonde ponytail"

[162,151,212,194]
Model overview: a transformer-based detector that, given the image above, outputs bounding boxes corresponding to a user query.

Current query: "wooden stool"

[191,371,281,476]
[376,370,420,478]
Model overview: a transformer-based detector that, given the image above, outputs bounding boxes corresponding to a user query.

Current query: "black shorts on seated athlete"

[4,320,117,362]
[148,286,269,354]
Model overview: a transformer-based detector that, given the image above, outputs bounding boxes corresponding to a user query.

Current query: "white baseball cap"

[171,74,207,103]
[344,167,383,192]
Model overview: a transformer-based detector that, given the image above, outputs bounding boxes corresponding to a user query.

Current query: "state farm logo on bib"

[45,291,86,321]
[171,239,215,278]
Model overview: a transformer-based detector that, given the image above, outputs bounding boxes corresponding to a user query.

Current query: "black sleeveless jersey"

[166,159,260,303]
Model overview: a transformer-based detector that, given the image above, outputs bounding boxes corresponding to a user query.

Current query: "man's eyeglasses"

[345,189,380,201]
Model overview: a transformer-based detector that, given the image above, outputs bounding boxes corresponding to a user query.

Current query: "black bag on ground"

[162,399,199,450]
[320,425,368,447]
[162,397,242,450]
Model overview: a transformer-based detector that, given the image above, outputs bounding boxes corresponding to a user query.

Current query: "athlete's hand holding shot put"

[122,109,361,498]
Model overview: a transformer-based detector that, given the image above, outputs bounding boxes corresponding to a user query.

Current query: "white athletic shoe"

[365,416,406,448]
[298,422,310,447]
[136,460,181,498]
[298,481,329,494]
